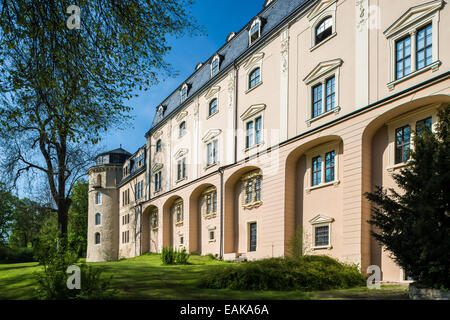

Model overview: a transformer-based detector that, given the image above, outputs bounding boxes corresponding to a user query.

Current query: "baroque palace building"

[86,0,450,282]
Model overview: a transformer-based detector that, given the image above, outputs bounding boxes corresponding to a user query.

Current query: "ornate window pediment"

[151,163,163,172]
[307,0,336,21]
[202,129,222,143]
[173,148,188,160]
[303,58,343,85]
[309,214,334,225]
[384,0,444,38]
[175,111,188,122]
[204,86,221,99]
[244,52,264,70]
[153,130,163,140]
[240,104,266,121]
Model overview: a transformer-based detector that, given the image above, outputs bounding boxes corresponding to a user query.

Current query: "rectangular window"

[325,151,335,183]
[396,36,411,79]
[212,191,217,213]
[395,125,411,164]
[249,222,257,252]
[314,225,329,247]
[416,117,432,136]
[95,192,102,205]
[255,117,262,145]
[180,236,184,245]
[417,24,432,70]
[325,77,335,112]
[245,180,253,204]
[206,193,212,214]
[209,231,215,241]
[312,156,322,186]
[176,203,183,223]
[312,83,323,118]
[207,140,218,167]
[177,158,186,180]
[254,177,262,202]
[154,171,162,192]
[246,121,254,148]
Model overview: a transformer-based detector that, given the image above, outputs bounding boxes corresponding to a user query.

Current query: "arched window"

[95,232,101,245]
[211,55,220,77]
[249,67,261,89]
[156,139,162,152]
[209,98,218,116]
[315,16,333,45]
[181,84,188,102]
[95,192,102,205]
[249,19,261,45]
[179,121,186,137]
[95,213,101,225]
[96,174,102,187]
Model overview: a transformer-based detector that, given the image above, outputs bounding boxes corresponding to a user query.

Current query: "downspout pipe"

[219,166,224,260]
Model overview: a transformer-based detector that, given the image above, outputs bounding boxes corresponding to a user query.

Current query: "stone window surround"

[249,17,262,46]
[305,141,340,193]
[309,214,334,250]
[384,0,443,90]
[247,220,257,252]
[307,0,337,51]
[241,104,266,152]
[202,186,217,218]
[95,212,102,226]
[303,59,342,127]
[241,170,263,209]
[173,199,184,226]
[207,225,216,243]
[386,104,439,172]
[244,53,264,93]
[211,54,221,78]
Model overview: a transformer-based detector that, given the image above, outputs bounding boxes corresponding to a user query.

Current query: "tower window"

[95,232,101,245]
[95,213,101,225]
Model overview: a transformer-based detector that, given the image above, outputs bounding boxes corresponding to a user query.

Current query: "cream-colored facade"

[87,0,450,282]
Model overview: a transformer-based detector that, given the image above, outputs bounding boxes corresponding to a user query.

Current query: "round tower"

[86,148,131,262]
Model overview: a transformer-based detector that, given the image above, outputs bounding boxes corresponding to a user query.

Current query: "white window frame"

[240,104,266,152]
[241,170,263,209]
[176,157,187,182]
[173,200,184,226]
[208,98,219,118]
[206,139,219,168]
[303,59,342,126]
[207,225,216,243]
[180,83,188,102]
[249,18,261,46]
[243,53,264,93]
[386,104,439,171]
[307,0,337,51]
[154,170,162,193]
[305,141,340,193]
[384,0,443,90]
[211,54,220,77]
[309,214,334,250]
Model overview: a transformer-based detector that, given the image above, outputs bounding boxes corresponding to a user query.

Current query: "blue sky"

[100,0,264,154]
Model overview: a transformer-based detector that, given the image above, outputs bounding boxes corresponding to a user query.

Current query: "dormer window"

[157,105,165,118]
[315,16,332,45]
[211,55,220,77]
[181,84,188,102]
[249,18,261,45]
[226,32,235,42]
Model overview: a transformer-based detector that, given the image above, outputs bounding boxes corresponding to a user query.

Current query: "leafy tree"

[8,198,51,248]
[0,1,201,249]
[68,179,88,257]
[0,182,16,245]
[366,105,450,289]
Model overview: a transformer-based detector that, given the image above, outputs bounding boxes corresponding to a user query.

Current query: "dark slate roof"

[97,147,132,158]
[147,0,314,134]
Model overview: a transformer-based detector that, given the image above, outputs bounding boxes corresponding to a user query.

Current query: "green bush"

[0,246,35,263]
[161,246,190,265]
[175,248,189,264]
[34,235,116,299]
[200,255,365,291]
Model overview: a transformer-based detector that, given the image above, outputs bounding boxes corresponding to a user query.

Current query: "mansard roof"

[146,0,314,136]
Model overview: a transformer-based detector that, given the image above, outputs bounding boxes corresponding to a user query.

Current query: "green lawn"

[0,253,409,300]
